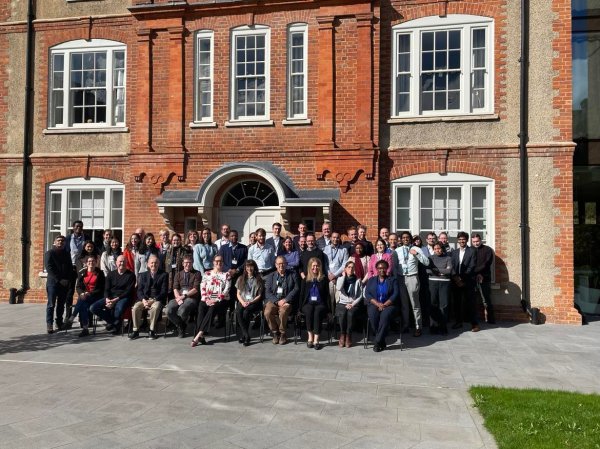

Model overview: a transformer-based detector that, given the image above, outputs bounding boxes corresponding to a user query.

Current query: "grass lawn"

[470,386,600,449]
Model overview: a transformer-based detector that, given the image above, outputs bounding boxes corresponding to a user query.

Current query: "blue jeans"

[46,282,68,326]
[367,303,397,345]
[90,297,130,326]
[73,296,99,327]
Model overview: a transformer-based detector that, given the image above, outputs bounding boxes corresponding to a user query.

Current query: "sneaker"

[78,329,90,338]
[129,331,140,340]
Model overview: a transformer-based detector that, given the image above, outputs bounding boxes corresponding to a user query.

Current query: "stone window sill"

[43,127,129,135]
[224,120,274,128]
[189,121,218,129]
[387,114,499,124]
[282,118,312,126]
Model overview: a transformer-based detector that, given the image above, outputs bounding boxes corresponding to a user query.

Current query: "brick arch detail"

[394,2,501,25]
[389,160,501,182]
[37,166,126,188]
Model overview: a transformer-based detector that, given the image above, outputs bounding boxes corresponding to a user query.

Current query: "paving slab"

[1,304,600,448]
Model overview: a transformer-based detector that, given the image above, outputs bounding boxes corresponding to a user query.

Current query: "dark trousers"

[72,295,99,327]
[46,282,68,327]
[302,302,327,334]
[335,303,359,334]
[428,280,450,326]
[166,298,199,329]
[236,301,262,339]
[90,297,130,326]
[478,281,495,322]
[452,282,478,325]
[367,304,397,345]
[65,267,77,320]
[196,300,227,334]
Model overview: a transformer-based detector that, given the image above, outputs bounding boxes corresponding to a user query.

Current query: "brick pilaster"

[166,26,185,152]
[133,28,152,152]
[354,13,374,148]
[316,15,335,149]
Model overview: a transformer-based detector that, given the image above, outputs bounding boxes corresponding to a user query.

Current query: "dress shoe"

[307,341,314,349]
[272,333,280,345]
[314,343,323,350]
[47,325,54,334]
[238,337,245,344]
[129,331,140,340]
[78,328,90,338]
[243,337,251,347]
[105,323,115,332]
[373,344,382,353]
[414,329,422,337]
[471,325,481,333]
[177,327,186,338]
[279,334,288,345]
[148,330,158,340]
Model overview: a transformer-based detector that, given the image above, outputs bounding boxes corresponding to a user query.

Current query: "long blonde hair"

[305,257,324,282]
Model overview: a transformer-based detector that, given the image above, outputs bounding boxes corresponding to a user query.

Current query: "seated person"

[365,260,398,352]
[300,257,330,350]
[264,256,299,345]
[235,260,264,346]
[335,260,364,348]
[90,255,136,334]
[130,255,168,340]
[191,255,231,346]
[67,256,105,338]
[167,255,201,338]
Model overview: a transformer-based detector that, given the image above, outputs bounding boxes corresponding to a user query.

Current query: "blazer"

[474,244,494,281]
[45,247,74,286]
[264,271,299,305]
[219,243,248,275]
[266,236,285,256]
[316,236,330,251]
[365,276,399,306]
[300,277,331,311]
[451,246,476,281]
[173,269,202,300]
[136,270,169,303]
[75,267,105,300]
[367,253,394,278]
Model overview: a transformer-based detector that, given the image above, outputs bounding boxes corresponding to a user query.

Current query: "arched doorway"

[219,180,281,244]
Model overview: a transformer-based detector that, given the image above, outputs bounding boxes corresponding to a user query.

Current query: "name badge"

[232,258,237,265]
[276,286,283,295]
[310,295,318,302]
[182,289,189,296]
[172,263,177,269]
[245,293,252,301]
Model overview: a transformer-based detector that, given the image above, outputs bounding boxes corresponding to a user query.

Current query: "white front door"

[219,207,280,245]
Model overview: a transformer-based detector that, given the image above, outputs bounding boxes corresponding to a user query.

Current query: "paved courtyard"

[0,304,599,449]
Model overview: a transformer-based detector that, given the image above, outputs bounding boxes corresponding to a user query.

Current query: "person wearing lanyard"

[247,228,276,275]
[395,231,430,337]
[300,257,330,350]
[323,232,348,312]
[165,233,187,297]
[365,260,398,352]
[335,260,364,348]
[235,260,264,346]
[264,256,299,345]
[167,255,201,338]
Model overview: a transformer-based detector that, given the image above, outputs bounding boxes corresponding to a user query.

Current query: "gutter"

[11,0,35,303]
[519,0,532,321]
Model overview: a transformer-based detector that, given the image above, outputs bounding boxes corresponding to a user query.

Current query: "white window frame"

[391,173,494,250]
[391,15,494,118]
[286,23,308,120]
[194,30,214,124]
[230,25,271,123]
[49,39,126,129]
[45,177,125,251]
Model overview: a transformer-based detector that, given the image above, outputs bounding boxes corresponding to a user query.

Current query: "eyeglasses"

[214,260,223,264]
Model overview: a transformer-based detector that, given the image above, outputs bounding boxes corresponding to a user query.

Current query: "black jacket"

[136,270,169,303]
[76,267,106,299]
[265,271,299,305]
[451,246,476,281]
[474,244,494,281]
[300,277,331,312]
[45,247,74,286]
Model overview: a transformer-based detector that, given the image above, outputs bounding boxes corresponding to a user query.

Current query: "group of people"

[45,220,495,352]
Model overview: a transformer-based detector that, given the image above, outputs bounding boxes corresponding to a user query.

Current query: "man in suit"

[365,260,398,352]
[131,255,168,339]
[292,222,307,252]
[264,256,299,345]
[299,233,326,280]
[44,235,73,333]
[451,231,479,332]
[266,222,285,255]
[316,222,332,250]
[472,233,495,324]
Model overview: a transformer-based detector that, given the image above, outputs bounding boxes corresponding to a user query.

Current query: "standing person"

[342,226,360,256]
[335,260,364,348]
[219,229,248,288]
[139,233,159,273]
[427,243,453,335]
[472,233,496,324]
[396,231,430,337]
[100,237,121,276]
[90,255,136,334]
[349,242,369,285]
[248,232,257,247]
[423,232,438,257]
[379,227,390,246]
[65,220,85,322]
[165,233,186,296]
[367,239,394,278]
[357,225,374,256]
[76,240,99,272]
[69,256,105,337]
[414,234,431,329]
[266,222,285,255]
[264,256,299,345]
[123,233,144,276]
[280,236,300,276]
[215,224,231,251]
[323,231,348,310]
[134,228,146,242]
[130,255,168,340]
[365,260,398,352]
[300,258,330,350]
[44,235,73,333]
[157,228,171,268]
[438,232,452,254]
[292,222,308,251]
[316,222,332,250]
[299,233,325,280]
[191,256,231,346]
[193,228,217,275]
[167,255,201,338]
[247,228,276,276]
[235,260,264,346]
[100,229,113,254]
[184,230,200,254]
[451,231,479,332]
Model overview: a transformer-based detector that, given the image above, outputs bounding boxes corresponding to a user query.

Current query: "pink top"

[367,252,393,278]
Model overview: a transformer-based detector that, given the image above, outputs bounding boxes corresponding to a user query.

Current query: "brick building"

[0,0,581,324]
